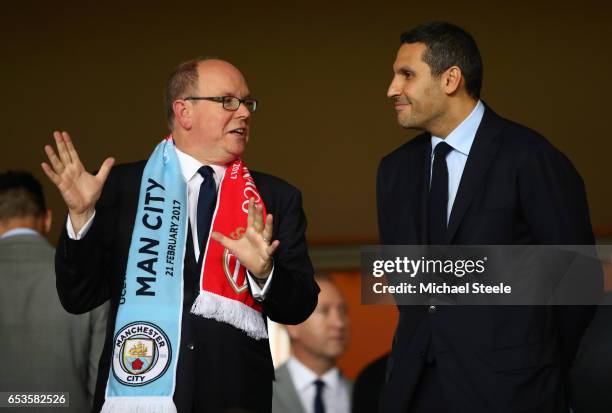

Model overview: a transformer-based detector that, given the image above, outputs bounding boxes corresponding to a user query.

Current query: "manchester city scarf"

[102,137,268,413]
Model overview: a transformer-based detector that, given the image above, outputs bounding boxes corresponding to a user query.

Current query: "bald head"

[167,58,253,165]
[164,58,247,130]
[286,276,350,375]
[197,59,245,81]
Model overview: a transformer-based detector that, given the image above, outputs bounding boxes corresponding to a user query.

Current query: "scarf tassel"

[101,396,177,413]
[191,291,268,340]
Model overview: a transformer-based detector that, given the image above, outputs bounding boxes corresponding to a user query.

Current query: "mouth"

[228,127,247,137]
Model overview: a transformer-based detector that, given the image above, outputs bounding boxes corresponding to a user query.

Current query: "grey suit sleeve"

[87,301,109,402]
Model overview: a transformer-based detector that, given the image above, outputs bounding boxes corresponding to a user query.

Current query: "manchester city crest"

[112,322,171,386]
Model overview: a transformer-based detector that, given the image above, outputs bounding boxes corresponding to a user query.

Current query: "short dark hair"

[0,171,46,221]
[400,22,483,99]
[164,59,201,130]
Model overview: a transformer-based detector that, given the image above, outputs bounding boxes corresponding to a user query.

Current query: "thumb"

[96,157,115,183]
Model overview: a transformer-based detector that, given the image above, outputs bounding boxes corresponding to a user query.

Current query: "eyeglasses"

[183,96,258,113]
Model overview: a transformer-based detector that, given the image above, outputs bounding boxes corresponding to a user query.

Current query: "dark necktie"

[313,379,326,413]
[196,166,217,254]
[428,142,453,244]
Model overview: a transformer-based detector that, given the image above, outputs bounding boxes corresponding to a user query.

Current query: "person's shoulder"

[0,234,54,257]
[250,170,301,197]
[107,160,147,179]
[490,109,572,165]
[273,362,292,381]
[104,160,147,188]
[379,132,430,170]
[99,160,147,201]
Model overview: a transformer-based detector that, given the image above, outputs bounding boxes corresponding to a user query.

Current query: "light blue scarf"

[102,138,186,413]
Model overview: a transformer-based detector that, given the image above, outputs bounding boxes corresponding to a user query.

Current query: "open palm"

[211,199,279,279]
[42,131,114,230]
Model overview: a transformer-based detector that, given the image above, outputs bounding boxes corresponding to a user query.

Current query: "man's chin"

[397,114,424,130]
[227,147,246,161]
[398,120,418,130]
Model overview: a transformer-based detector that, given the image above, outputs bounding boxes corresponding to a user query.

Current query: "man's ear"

[43,209,52,234]
[173,100,193,130]
[442,66,463,95]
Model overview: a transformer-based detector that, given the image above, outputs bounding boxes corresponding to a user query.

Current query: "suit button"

[187,342,195,350]
[428,305,437,314]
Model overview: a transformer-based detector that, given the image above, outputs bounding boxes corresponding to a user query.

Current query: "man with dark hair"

[378,21,597,412]
[42,58,318,412]
[0,170,107,412]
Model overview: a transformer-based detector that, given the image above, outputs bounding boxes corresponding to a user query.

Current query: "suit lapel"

[275,364,306,413]
[419,139,432,244]
[446,108,504,243]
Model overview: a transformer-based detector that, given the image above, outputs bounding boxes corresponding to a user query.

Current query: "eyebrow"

[394,66,415,74]
[219,92,252,98]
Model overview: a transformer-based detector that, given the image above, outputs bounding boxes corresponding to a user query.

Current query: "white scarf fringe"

[101,396,176,413]
[191,291,268,340]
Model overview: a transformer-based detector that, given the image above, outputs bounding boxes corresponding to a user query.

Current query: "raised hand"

[41,131,114,233]
[211,198,280,280]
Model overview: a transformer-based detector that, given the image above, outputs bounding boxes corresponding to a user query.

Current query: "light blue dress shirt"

[0,227,40,239]
[430,100,485,223]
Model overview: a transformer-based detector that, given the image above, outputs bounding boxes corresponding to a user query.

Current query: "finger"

[266,240,280,256]
[54,130,72,165]
[41,162,62,186]
[246,198,255,229]
[62,131,83,166]
[211,231,232,250]
[44,144,65,173]
[244,226,260,244]
[253,202,264,232]
[95,157,115,184]
[262,214,274,242]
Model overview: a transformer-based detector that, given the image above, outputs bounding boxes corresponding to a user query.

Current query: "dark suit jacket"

[376,106,598,413]
[55,160,319,413]
[352,353,389,413]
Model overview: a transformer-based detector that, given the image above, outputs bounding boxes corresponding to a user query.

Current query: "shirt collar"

[174,146,227,186]
[431,100,485,156]
[1,228,40,239]
[286,356,341,391]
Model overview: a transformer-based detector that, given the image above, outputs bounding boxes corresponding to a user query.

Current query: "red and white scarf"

[190,158,268,340]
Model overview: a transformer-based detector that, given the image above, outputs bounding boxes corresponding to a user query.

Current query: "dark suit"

[377,106,598,412]
[55,160,319,413]
[352,353,389,413]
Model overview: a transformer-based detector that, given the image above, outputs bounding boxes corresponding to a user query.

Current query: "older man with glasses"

[42,58,319,413]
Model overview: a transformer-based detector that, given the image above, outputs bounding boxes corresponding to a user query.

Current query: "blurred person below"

[273,274,352,413]
[0,170,108,412]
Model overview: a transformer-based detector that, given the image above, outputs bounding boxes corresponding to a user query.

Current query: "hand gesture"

[211,198,280,279]
[41,131,114,233]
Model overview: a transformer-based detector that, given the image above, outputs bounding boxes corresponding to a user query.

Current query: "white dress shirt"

[66,147,272,298]
[286,356,351,413]
[430,100,485,223]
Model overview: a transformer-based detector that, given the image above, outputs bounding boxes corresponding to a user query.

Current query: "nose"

[235,101,251,119]
[387,75,400,99]
[329,308,347,330]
